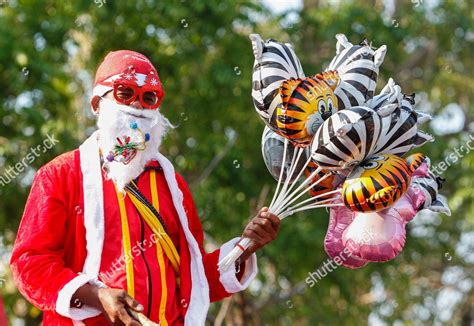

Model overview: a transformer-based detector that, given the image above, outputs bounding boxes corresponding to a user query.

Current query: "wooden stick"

[126,308,159,326]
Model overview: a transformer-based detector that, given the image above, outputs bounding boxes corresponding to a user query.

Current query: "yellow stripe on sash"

[150,171,168,326]
[115,186,135,298]
[150,170,159,211]
[126,193,180,273]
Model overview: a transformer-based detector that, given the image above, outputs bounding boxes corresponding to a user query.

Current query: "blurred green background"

[0,0,472,325]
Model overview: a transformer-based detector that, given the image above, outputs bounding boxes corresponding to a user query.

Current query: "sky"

[262,0,303,14]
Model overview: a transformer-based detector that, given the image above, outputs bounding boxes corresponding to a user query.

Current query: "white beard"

[97,98,173,192]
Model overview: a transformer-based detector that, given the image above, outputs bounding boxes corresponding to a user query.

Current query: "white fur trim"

[218,238,258,293]
[55,274,101,320]
[154,153,210,326]
[92,84,113,98]
[89,279,108,289]
[79,131,105,278]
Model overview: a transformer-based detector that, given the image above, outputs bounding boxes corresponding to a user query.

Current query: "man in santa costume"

[10,50,280,325]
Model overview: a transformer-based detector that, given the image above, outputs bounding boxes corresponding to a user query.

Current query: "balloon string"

[219,149,312,271]
[270,144,297,212]
[273,167,322,215]
[275,173,336,215]
[287,190,340,210]
[279,197,337,217]
[272,154,313,211]
[220,138,300,272]
[283,154,313,196]
[273,166,323,214]
[283,189,341,212]
[218,191,340,272]
[278,145,301,199]
[279,203,344,219]
[270,146,304,212]
[269,138,288,210]
[217,237,252,272]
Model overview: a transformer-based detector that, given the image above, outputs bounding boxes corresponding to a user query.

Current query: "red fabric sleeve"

[10,164,79,311]
[175,173,232,302]
[0,294,8,326]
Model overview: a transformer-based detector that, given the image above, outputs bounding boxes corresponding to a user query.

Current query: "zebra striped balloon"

[368,78,433,156]
[311,106,384,170]
[250,34,305,129]
[367,77,401,109]
[411,173,451,215]
[326,34,387,110]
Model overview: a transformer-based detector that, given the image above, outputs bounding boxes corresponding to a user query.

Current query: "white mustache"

[100,98,159,124]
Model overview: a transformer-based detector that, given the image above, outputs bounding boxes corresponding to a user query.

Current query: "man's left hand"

[240,207,280,261]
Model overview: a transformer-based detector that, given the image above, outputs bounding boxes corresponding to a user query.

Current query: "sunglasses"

[113,80,164,110]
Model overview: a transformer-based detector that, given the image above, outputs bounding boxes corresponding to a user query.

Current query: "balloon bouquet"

[218,34,450,271]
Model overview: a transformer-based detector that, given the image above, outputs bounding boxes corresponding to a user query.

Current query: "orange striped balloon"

[275,72,339,145]
[342,153,426,212]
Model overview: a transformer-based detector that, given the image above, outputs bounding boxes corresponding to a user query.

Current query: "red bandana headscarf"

[91,50,165,110]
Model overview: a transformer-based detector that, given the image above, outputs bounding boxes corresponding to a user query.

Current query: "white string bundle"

[218,139,343,271]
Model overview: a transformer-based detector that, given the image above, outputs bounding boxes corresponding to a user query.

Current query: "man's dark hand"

[97,288,143,326]
[240,207,280,261]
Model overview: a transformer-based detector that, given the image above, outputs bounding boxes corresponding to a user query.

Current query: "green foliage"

[0,0,472,324]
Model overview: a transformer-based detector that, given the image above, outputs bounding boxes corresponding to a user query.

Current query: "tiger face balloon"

[342,153,426,212]
[276,72,339,145]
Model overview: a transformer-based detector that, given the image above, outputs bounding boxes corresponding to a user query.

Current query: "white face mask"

[97,98,173,192]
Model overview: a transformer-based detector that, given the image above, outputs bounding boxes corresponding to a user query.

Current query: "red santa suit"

[0,294,7,326]
[10,130,258,325]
